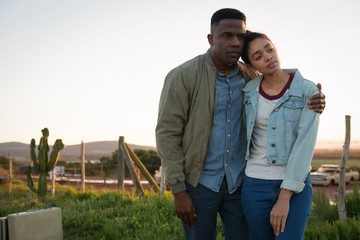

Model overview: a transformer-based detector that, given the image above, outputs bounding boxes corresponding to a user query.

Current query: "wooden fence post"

[51,168,56,197]
[338,115,351,221]
[125,143,160,193]
[119,137,144,194]
[8,153,13,198]
[81,141,86,192]
[118,137,125,190]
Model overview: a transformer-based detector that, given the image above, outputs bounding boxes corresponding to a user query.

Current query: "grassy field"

[0,146,359,239]
[1,182,360,240]
[311,158,360,170]
[312,144,360,170]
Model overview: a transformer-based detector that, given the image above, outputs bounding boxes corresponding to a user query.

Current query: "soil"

[61,178,360,201]
[1,170,359,200]
[57,178,154,192]
[312,181,360,201]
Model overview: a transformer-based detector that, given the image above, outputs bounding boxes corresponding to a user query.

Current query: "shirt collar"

[217,65,239,78]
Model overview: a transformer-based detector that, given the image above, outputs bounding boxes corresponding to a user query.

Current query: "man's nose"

[231,37,241,46]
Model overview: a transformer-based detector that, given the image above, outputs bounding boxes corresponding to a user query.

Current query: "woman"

[240,31,320,240]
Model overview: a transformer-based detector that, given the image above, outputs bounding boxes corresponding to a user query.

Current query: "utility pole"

[8,153,13,197]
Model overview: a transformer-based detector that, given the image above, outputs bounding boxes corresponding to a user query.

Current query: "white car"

[310,164,359,186]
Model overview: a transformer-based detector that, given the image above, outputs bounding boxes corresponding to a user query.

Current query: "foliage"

[99,156,113,180]
[0,183,182,240]
[134,149,161,175]
[1,182,360,239]
[0,156,10,169]
[305,184,360,239]
[0,156,22,171]
[305,218,360,240]
[309,189,338,223]
[346,184,360,219]
[60,149,161,179]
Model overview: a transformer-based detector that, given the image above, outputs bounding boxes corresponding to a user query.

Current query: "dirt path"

[2,172,358,200]
[76,179,360,201]
[312,181,359,201]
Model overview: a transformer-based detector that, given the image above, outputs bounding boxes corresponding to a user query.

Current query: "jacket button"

[272,125,276,129]
[272,160,276,164]
[271,143,276,147]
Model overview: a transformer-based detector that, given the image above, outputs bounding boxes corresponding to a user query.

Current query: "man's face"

[208,19,246,71]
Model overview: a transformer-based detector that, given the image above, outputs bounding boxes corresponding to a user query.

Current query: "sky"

[0,0,359,148]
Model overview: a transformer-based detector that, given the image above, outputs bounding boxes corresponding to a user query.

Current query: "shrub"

[310,189,338,223]
[346,184,360,219]
[305,218,360,240]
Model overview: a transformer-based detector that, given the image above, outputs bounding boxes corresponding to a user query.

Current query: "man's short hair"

[211,8,246,26]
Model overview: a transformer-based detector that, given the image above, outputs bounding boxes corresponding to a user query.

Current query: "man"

[155,8,325,240]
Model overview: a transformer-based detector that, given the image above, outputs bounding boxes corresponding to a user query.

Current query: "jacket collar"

[204,49,218,72]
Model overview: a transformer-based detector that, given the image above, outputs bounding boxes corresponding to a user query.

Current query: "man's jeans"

[241,175,312,240]
[184,179,249,240]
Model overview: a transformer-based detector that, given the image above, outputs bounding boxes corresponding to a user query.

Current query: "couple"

[156,8,323,240]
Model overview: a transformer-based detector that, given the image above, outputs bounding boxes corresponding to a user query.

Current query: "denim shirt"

[243,69,320,193]
[199,67,247,194]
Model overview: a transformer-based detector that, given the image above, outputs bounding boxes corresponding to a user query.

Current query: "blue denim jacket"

[243,69,320,193]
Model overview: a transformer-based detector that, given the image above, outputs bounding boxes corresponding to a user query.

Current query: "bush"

[346,184,360,219]
[310,189,338,223]
[305,218,360,240]
[305,185,360,240]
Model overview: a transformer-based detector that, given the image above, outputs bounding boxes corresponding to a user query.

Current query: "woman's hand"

[270,189,293,236]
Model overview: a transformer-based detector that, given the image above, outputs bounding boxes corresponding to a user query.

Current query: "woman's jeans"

[184,179,249,240]
[241,175,312,240]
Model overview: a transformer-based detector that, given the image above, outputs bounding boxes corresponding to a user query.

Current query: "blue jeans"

[241,175,312,240]
[184,179,249,240]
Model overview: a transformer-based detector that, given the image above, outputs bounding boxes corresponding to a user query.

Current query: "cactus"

[27,128,65,199]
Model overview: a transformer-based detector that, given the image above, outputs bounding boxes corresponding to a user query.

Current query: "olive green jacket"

[155,49,259,193]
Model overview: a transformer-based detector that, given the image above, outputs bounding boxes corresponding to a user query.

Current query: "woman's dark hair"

[241,31,271,65]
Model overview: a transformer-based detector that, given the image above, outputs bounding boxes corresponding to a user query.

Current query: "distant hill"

[0,141,156,164]
[1,140,359,165]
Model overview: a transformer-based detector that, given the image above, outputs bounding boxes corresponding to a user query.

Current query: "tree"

[134,149,161,175]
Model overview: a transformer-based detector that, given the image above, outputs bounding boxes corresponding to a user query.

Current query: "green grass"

[0,183,185,240]
[1,182,360,239]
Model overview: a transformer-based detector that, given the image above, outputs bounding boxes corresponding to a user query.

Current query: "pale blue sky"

[0,0,359,147]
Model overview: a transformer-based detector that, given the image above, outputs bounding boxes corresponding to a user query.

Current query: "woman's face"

[247,37,281,74]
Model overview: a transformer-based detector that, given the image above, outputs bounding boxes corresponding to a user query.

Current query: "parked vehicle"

[310,164,359,186]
